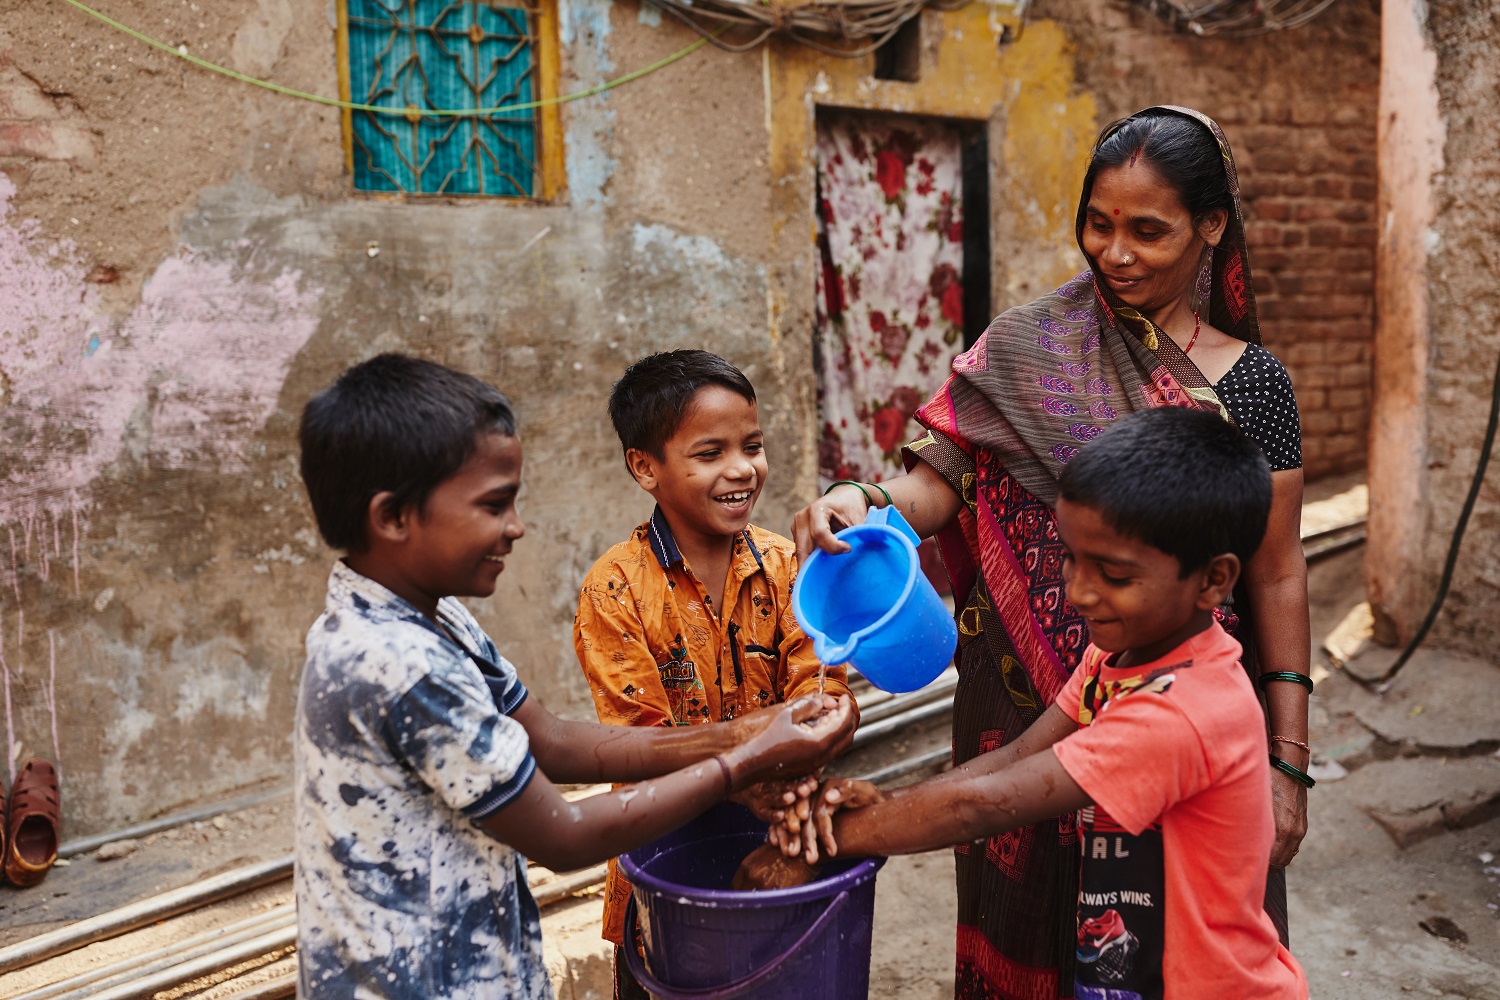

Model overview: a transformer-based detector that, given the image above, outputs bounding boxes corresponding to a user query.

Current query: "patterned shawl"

[906,106,1262,708]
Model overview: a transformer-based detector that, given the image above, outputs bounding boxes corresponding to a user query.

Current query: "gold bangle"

[1271,735,1311,754]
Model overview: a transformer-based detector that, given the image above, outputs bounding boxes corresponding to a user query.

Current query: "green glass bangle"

[824,480,875,507]
[870,483,894,508]
[1269,754,1316,788]
[1258,670,1313,693]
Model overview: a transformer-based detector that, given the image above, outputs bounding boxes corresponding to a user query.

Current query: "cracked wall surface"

[1,0,1380,836]
[1368,0,1500,655]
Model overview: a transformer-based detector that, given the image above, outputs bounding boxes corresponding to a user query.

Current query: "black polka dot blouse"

[1214,343,1303,472]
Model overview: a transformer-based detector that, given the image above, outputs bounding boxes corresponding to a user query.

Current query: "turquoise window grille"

[346,0,539,197]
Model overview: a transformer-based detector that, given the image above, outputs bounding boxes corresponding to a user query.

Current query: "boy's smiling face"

[359,431,526,617]
[1056,496,1236,667]
[628,385,767,549]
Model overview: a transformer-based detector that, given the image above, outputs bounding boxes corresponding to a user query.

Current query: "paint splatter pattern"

[294,561,550,1000]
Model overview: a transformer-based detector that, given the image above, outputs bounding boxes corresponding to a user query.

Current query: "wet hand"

[733,774,816,823]
[803,778,884,865]
[791,485,870,562]
[726,695,855,791]
[732,841,821,891]
[766,774,819,855]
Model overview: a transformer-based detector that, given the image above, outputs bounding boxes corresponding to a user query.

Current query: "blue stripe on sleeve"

[500,680,529,716]
[465,752,538,819]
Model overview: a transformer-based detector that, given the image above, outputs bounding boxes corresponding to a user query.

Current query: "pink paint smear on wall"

[0,174,324,528]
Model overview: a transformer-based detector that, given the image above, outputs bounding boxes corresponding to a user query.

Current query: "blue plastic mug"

[792,505,957,693]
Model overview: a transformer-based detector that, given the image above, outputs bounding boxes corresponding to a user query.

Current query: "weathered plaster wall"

[1368,0,1500,654]
[765,5,1101,496]
[1,0,780,836]
[1,0,1383,838]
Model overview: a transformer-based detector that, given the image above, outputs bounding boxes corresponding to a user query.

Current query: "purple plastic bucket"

[620,804,885,999]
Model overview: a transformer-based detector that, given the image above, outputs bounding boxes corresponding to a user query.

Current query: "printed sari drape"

[904,107,1264,1000]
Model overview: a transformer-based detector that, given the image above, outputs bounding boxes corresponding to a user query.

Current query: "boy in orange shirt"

[574,350,853,998]
[757,407,1309,1000]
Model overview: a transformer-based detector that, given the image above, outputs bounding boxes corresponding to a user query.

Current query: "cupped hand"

[1268,768,1308,868]
[791,484,871,562]
[727,695,856,791]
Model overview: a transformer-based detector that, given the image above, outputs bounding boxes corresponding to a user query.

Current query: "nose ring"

[1121,253,1133,266]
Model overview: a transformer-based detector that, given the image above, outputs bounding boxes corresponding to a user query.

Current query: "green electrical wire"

[59,0,719,117]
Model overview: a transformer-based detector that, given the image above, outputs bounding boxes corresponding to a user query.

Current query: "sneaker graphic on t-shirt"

[1077,908,1140,982]
[1075,805,1164,1000]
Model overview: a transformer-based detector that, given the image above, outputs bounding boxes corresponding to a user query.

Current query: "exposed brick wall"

[1238,112,1378,477]
[1048,0,1381,480]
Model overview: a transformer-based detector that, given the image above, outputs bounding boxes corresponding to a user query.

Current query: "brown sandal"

[6,759,59,887]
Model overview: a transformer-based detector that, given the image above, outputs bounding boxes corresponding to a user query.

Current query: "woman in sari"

[793,107,1311,999]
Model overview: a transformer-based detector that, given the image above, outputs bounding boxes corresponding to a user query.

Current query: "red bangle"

[711,754,734,794]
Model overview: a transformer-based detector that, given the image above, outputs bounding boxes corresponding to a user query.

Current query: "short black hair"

[1058,407,1272,575]
[298,354,517,553]
[608,350,756,459]
[1081,108,1232,227]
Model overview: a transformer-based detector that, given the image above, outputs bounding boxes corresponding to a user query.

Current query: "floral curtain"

[814,114,966,489]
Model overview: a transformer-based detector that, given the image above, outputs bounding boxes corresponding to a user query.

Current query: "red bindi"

[1113,209,1120,216]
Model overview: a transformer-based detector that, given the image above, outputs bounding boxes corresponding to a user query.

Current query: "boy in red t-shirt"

[747,406,1308,1000]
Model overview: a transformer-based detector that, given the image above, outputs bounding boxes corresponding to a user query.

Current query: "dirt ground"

[3,478,1498,999]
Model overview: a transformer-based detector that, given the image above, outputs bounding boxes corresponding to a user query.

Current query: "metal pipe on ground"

[80,925,296,1000]
[11,905,294,1000]
[1303,525,1366,562]
[851,671,958,727]
[857,746,952,786]
[532,864,610,907]
[225,972,297,999]
[851,695,954,750]
[0,856,292,975]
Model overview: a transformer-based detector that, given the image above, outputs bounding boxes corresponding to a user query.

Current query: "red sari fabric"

[904,107,1263,999]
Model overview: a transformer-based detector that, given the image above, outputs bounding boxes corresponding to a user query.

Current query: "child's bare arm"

[776,701,1078,861]
[945,701,1078,778]
[513,693,849,784]
[824,746,1089,859]
[481,696,856,871]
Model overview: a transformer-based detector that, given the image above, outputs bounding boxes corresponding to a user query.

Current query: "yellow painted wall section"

[765,9,1097,330]
[762,7,1098,493]
[993,20,1098,298]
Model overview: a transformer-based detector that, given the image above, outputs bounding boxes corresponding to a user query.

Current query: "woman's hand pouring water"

[791,484,872,561]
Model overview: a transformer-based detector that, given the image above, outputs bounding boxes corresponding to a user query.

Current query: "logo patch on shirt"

[659,637,698,688]
[1076,662,1184,726]
[659,659,697,685]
